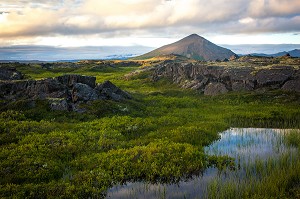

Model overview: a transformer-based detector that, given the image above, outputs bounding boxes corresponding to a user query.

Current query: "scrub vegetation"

[0,60,300,198]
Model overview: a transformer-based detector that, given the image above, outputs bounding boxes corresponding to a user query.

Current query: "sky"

[0,0,299,48]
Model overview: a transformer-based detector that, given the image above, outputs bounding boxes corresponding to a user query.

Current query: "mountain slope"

[288,49,300,57]
[250,49,300,57]
[272,49,300,57]
[134,34,236,61]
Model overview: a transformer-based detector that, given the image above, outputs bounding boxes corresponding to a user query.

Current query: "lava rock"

[204,82,228,96]
[96,80,131,101]
[56,74,96,88]
[49,98,69,111]
[0,67,23,80]
[26,78,68,99]
[281,79,300,92]
[72,83,98,102]
[0,74,132,112]
[254,67,294,88]
[152,61,300,94]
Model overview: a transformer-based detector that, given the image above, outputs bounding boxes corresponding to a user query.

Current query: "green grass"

[0,62,300,198]
[207,152,300,199]
[205,128,300,199]
[285,130,300,148]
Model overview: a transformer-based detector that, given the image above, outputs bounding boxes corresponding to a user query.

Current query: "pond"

[106,128,299,199]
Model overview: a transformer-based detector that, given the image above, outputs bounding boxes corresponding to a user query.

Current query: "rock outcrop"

[95,80,132,101]
[281,79,300,92]
[204,82,228,96]
[0,74,131,111]
[0,67,23,80]
[48,98,69,111]
[152,61,300,95]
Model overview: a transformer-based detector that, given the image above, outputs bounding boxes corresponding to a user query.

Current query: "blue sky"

[0,0,299,48]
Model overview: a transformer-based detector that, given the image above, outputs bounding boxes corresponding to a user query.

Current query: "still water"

[106,128,298,199]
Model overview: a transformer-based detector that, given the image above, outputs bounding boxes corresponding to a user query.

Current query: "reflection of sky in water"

[106,128,298,199]
[205,128,290,164]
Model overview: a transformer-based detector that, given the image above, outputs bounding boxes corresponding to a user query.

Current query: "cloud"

[0,0,299,44]
[248,0,300,18]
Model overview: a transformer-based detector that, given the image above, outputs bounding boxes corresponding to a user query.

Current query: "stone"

[72,83,98,102]
[70,103,87,113]
[191,77,209,90]
[96,80,119,93]
[232,81,254,91]
[49,98,69,111]
[110,93,123,101]
[182,80,198,89]
[255,68,294,88]
[204,82,228,96]
[56,74,96,88]
[96,80,131,100]
[232,82,245,91]
[26,78,68,99]
[0,67,23,80]
[0,80,34,100]
[0,74,132,112]
[281,79,300,92]
[152,61,300,94]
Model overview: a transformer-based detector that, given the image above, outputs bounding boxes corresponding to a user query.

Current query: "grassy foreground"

[0,61,300,198]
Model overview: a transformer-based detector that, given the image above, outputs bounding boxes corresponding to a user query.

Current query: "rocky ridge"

[152,61,300,95]
[0,71,131,111]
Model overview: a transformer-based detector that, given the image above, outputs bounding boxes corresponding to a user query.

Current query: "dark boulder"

[56,74,96,88]
[49,98,69,111]
[232,81,254,91]
[0,80,33,100]
[26,78,68,99]
[204,82,228,96]
[281,79,300,92]
[70,102,87,113]
[254,67,294,88]
[1,74,132,111]
[96,80,131,101]
[0,67,23,80]
[72,83,98,102]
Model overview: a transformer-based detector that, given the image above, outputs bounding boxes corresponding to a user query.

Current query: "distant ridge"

[134,34,236,61]
[250,49,300,57]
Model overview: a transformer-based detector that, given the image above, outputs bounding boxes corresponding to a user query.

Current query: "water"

[106,128,299,199]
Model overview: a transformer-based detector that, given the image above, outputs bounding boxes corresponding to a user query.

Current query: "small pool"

[106,128,299,199]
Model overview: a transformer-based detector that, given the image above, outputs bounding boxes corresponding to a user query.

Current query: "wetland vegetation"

[1,59,300,198]
[108,128,300,199]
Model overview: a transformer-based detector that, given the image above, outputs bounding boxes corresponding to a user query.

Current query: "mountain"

[134,34,236,61]
[273,49,300,57]
[250,49,300,58]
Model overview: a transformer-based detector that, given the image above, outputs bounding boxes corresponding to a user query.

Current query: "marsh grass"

[206,129,300,199]
[206,153,300,199]
[107,129,300,199]
[285,130,300,148]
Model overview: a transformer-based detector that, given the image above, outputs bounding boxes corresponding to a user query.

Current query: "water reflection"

[106,128,298,199]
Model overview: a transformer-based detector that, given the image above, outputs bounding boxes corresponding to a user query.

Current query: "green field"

[1,61,300,198]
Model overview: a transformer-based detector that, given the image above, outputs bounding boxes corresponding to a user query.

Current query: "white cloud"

[239,17,255,24]
[248,0,300,18]
[0,0,299,45]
